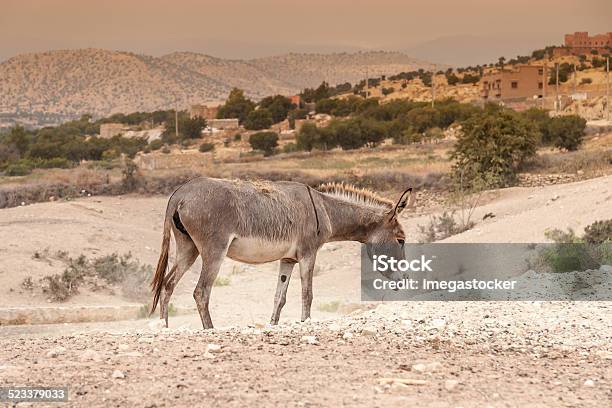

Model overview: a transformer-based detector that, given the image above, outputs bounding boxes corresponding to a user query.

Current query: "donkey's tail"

[149,207,173,316]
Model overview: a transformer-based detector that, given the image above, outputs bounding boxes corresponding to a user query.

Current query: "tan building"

[208,118,240,130]
[554,31,612,57]
[190,104,219,120]
[99,123,128,138]
[481,65,546,101]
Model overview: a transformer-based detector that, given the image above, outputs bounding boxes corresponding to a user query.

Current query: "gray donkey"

[150,177,414,329]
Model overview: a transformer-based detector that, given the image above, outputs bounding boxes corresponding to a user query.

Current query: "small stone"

[79,349,102,362]
[361,326,378,336]
[429,318,446,329]
[206,344,222,353]
[342,331,354,340]
[599,265,612,274]
[46,346,66,358]
[583,379,595,387]
[301,335,318,345]
[412,361,442,373]
[117,344,130,351]
[112,370,125,379]
[401,320,413,329]
[444,379,459,391]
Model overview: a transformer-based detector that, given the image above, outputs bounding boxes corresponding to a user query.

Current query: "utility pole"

[431,71,435,108]
[573,63,578,115]
[175,104,179,139]
[555,63,560,113]
[573,63,577,94]
[607,57,610,122]
[365,68,369,98]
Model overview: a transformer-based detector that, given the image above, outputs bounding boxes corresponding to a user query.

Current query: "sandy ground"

[0,175,611,406]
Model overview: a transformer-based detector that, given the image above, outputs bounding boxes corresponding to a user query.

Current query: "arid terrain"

[0,49,436,116]
[0,174,610,406]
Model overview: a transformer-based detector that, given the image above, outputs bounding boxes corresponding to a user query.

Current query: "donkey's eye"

[397,239,405,245]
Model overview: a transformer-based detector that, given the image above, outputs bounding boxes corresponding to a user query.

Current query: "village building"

[99,123,128,138]
[190,104,219,120]
[207,118,240,130]
[554,31,612,57]
[480,65,546,101]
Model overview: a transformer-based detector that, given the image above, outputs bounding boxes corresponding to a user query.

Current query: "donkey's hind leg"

[193,238,230,329]
[160,230,198,327]
[270,259,296,325]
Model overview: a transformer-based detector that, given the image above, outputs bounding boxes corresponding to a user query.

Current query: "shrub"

[282,142,299,154]
[199,142,215,153]
[546,115,586,151]
[393,127,421,145]
[4,162,32,176]
[451,108,538,187]
[580,77,592,85]
[244,108,273,130]
[417,211,472,243]
[249,131,279,156]
[583,219,612,245]
[40,252,154,302]
[233,133,242,141]
[149,139,164,151]
[217,88,255,123]
[297,122,323,151]
[405,107,441,133]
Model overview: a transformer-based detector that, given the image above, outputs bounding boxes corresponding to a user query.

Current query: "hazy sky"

[1,0,610,65]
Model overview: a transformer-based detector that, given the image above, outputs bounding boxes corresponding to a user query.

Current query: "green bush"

[541,229,599,272]
[297,122,324,151]
[199,142,215,153]
[244,108,273,130]
[451,107,538,187]
[217,88,255,123]
[4,162,32,176]
[546,115,586,151]
[584,219,612,245]
[282,142,299,154]
[149,139,164,151]
[249,131,279,156]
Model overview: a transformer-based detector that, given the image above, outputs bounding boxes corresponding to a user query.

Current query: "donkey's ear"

[388,188,414,220]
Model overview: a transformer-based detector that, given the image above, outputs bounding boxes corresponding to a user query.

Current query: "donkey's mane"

[317,182,393,210]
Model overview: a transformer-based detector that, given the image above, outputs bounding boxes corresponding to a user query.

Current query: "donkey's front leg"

[270,259,296,325]
[298,254,317,322]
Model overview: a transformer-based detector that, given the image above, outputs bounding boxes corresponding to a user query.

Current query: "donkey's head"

[365,188,414,279]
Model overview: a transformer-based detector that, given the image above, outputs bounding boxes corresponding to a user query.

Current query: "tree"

[405,107,441,133]
[249,131,278,156]
[162,112,206,142]
[217,88,255,123]
[445,72,460,86]
[244,109,273,131]
[3,126,30,155]
[546,115,586,151]
[296,122,322,151]
[452,108,538,187]
[259,95,295,123]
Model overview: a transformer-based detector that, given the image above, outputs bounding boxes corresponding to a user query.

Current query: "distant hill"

[0,49,438,117]
[405,34,560,67]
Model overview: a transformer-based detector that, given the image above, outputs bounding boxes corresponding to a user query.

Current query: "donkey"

[150,177,414,329]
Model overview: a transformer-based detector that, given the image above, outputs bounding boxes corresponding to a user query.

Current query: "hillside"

[0,49,437,117]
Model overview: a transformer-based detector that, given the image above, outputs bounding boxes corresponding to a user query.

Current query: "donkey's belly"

[226,237,296,264]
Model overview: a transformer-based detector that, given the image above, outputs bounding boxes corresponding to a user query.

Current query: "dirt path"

[1,301,610,407]
[0,175,611,406]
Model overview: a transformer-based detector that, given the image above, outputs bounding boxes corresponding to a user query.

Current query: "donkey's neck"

[319,194,386,243]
